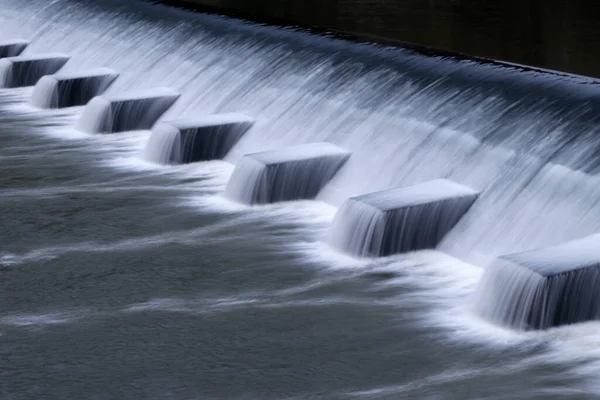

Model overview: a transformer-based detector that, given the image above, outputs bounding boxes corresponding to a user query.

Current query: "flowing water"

[2,0,600,398]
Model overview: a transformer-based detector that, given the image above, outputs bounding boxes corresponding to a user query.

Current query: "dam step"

[475,234,600,330]
[225,142,351,205]
[0,53,70,88]
[144,113,254,164]
[30,68,119,109]
[328,179,479,257]
[0,39,29,59]
[75,87,180,133]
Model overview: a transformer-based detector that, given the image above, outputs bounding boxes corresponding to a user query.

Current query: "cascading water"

[474,234,600,330]
[0,39,28,59]
[328,179,479,257]
[30,68,118,108]
[4,0,600,397]
[224,142,351,204]
[3,0,593,264]
[0,53,70,88]
[75,87,180,133]
[144,113,254,164]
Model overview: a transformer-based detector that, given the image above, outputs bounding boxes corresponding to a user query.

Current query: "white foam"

[0,220,251,266]
[1,312,75,327]
[123,296,262,314]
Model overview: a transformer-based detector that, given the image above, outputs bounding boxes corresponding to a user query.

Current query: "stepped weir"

[475,234,600,330]
[1,0,600,336]
[144,113,254,164]
[225,143,351,205]
[0,53,70,88]
[30,68,119,109]
[0,39,28,59]
[328,179,479,257]
[76,88,180,133]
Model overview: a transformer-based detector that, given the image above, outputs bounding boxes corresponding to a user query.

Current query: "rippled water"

[3,0,600,398]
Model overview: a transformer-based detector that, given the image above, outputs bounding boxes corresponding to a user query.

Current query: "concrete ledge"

[328,179,479,257]
[76,88,180,133]
[225,142,351,205]
[30,68,118,109]
[0,54,70,88]
[144,113,254,164]
[475,234,600,330]
[0,39,28,59]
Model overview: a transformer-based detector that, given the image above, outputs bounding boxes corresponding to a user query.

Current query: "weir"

[4,0,600,263]
[0,53,70,88]
[30,68,119,109]
[0,39,28,59]
[75,88,180,133]
[329,180,479,257]
[225,143,351,204]
[144,113,254,164]
[475,234,600,330]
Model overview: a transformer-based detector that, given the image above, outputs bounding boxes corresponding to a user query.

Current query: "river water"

[2,0,600,399]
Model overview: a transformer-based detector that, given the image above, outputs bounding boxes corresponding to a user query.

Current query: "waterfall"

[328,179,479,257]
[75,87,180,133]
[30,68,118,108]
[0,39,28,59]
[3,0,600,263]
[144,113,254,164]
[144,122,181,164]
[225,142,351,204]
[0,53,69,88]
[474,234,600,330]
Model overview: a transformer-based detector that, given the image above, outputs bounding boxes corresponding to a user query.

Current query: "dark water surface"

[2,0,600,399]
[0,104,549,400]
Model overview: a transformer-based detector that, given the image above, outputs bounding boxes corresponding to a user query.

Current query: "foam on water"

[4,0,600,394]
[0,218,256,266]
[0,311,82,327]
[2,0,600,261]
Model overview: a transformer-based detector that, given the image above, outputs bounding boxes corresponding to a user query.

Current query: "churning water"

[3,0,600,398]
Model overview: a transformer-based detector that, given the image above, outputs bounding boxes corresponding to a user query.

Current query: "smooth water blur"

[2,0,600,399]
[3,0,600,264]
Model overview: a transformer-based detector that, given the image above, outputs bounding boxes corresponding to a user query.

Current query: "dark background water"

[171,0,600,78]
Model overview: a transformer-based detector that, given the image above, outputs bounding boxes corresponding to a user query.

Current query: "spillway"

[475,234,600,330]
[2,0,600,263]
[76,87,180,133]
[30,68,118,109]
[225,143,351,204]
[144,113,254,164]
[0,53,70,88]
[329,180,479,257]
[0,39,28,59]
[5,0,600,397]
